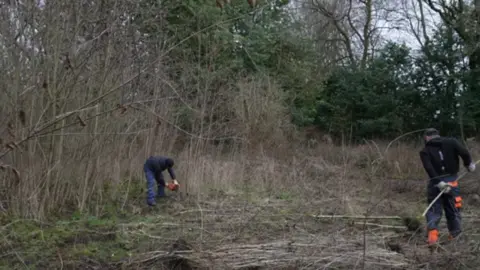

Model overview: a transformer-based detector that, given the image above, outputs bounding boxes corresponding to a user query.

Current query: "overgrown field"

[2,1,480,269]
[2,141,480,270]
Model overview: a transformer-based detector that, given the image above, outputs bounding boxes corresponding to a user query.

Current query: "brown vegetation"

[1,1,480,269]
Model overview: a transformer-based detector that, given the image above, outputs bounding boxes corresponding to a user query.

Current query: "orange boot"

[428,229,439,245]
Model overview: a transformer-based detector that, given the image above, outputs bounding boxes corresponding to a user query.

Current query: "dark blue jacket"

[145,156,176,180]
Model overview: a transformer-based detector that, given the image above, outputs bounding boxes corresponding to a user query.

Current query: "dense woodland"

[1,0,480,218]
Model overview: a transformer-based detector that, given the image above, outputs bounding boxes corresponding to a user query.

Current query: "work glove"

[437,181,451,193]
[468,162,476,172]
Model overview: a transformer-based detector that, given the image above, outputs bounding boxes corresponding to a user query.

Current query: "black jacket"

[145,156,176,180]
[419,137,472,184]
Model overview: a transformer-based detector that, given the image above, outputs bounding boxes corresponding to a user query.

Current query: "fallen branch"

[353,222,407,230]
[311,214,403,220]
[119,237,409,269]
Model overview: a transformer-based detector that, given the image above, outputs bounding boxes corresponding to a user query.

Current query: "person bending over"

[143,155,179,206]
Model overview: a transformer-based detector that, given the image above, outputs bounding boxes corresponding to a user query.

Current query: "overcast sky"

[383,0,441,51]
[288,0,443,52]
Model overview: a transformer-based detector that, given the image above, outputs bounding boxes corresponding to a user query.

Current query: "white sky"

[382,0,442,51]
[37,0,45,8]
[288,0,443,52]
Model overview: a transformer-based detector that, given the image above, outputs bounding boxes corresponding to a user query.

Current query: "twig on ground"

[115,236,409,269]
[353,222,407,230]
[311,214,403,220]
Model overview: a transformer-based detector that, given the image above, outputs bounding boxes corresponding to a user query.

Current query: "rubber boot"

[428,229,439,245]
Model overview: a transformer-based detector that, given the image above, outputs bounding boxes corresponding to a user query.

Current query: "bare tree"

[298,0,401,68]
[0,0,291,218]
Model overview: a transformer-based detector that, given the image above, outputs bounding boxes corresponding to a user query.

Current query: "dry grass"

[3,137,480,269]
[126,237,409,270]
[1,3,480,269]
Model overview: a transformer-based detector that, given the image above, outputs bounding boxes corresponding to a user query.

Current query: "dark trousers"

[143,162,166,205]
[425,175,463,237]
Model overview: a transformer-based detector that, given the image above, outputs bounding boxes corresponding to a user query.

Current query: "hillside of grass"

[2,141,480,269]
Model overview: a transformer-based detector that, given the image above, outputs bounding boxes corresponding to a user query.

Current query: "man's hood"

[426,136,444,146]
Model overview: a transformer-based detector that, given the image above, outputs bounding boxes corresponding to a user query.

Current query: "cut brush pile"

[123,235,410,269]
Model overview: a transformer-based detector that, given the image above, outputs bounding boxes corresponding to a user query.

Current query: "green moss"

[0,212,133,267]
[70,241,130,262]
[402,216,422,231]
[275,191,294,201]
[85,215,116,227]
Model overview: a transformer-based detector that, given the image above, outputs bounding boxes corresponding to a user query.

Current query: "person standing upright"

[420,128,476,245]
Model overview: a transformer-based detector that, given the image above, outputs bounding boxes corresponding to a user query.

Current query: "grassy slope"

[2,142,480,269]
